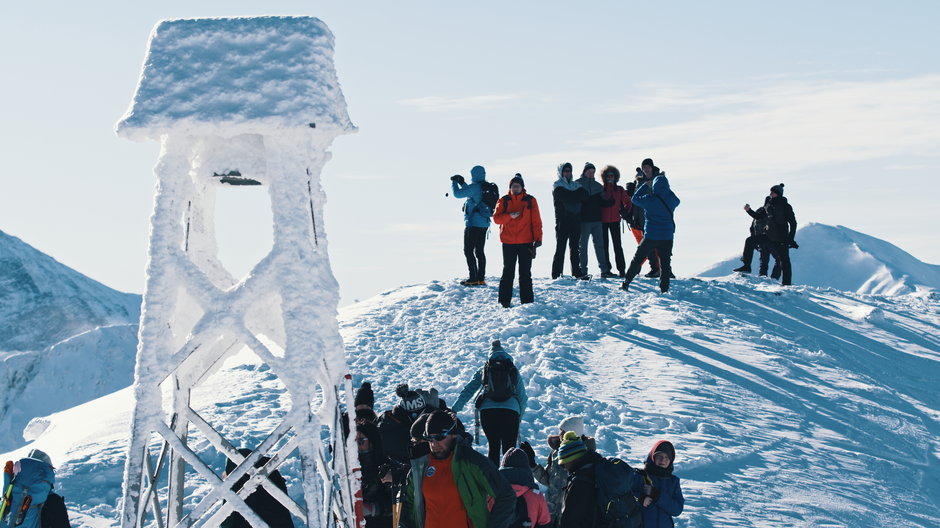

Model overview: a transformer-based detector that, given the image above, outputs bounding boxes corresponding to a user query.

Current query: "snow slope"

[699,223,940,295]
[6,273,939,527]
[0,229,141,451]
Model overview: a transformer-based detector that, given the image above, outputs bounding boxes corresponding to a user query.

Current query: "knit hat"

[395,384,426,415]
[583,162,596,175]
[499,448,537,488]
[509,173,525,190]
[642,158,655,168]
[501,447,530,469]
[770,183,785,196]
[558,415,585,437]
[415,388,441,411]
[492,339,503,352]
[557,431,587,465]
[424,410,460,439]
[354,382,374,409]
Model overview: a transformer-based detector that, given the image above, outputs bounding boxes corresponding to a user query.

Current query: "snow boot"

[600,271,618,279]
[620,280,631,291]
[460,279,476,286]
[645,269,661,278]
[733,265,751,273]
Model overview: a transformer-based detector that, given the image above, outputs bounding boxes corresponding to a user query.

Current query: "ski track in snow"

[4,275,940,527]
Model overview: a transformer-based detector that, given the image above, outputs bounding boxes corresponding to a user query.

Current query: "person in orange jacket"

[493,174,543,308]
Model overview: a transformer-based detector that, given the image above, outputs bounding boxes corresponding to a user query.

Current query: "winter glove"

[529,244,538,259]
[788,240,799,249]
[451,174,465,184]
[519,441,538,468]
[533,240,542,248]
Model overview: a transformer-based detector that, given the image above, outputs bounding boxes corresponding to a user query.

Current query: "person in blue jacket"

[452,340,528,465]
[621,158,680,293]
[451,165,492,286]
[637,440,684,528]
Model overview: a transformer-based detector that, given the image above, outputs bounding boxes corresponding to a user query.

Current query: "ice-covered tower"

[116,17,359,528]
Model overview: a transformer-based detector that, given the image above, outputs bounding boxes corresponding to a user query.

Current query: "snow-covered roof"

[116,16,356,141]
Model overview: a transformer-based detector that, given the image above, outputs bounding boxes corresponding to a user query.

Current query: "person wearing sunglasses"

[399,410,516,528]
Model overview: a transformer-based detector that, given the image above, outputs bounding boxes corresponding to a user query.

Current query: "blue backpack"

[1,451,55,528]
[593,458,643,528]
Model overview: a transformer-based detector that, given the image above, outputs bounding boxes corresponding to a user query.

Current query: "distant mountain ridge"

[0,229,141,450]
[699,223,940,295]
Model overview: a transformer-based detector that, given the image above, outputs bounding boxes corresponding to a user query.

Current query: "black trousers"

[625,238,674,292]
[766,242,792,285]
[479,408,520,466]
[498,243,534,307]
[464,226,487,282]
[551,219,580,278]
[601,222,626,274]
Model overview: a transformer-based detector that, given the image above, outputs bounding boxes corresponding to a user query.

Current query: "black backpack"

[479,181,500,212]
[511,494,532,528]
[593,458,643,528]
[40,492,71,528]
[480,357,519,403]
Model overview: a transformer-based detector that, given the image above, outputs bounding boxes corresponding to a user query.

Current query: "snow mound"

[0,229,140,353]
[116,16,356,141]
[699,223,940,295]
[7,276,940,527]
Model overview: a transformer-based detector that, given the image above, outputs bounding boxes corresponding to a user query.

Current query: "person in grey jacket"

[452,340,528,465]
[577,163,615,279]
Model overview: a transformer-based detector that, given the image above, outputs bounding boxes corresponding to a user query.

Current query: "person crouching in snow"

[637,440,684,528]
[499,448,552,528]
[493,174,543,308]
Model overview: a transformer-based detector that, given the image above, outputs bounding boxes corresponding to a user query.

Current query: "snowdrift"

[699,223,940,295]
[5,275,939,527]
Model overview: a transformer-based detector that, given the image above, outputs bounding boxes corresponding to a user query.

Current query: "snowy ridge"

[699,223,940,295]
[5,275,939,527]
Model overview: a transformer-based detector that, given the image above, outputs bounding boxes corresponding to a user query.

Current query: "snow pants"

[767,242,792,285]
[464,226,487,282]
[631,227,660,272]
[602,222,627,275]
[499,243,534,307]
[579,221,610,276]
[625,238,674,292]
[552,218,581,278]
[480,408,521,466]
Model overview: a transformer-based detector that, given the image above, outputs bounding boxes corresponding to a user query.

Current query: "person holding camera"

[733,195,779,277]
[621,158,680,294]
[451,165,492,286]
[744,183,798,285]
[492,174,543,308]
[626,169,661,277]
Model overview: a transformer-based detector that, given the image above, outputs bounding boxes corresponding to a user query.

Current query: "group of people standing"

[348,340,684,528]
[450,158,682,307]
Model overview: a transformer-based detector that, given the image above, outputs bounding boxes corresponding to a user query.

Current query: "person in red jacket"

[599,165,632,278]
[493,174,543,308]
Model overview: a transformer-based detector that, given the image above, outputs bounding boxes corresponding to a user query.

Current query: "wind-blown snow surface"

[5,276,939,527]
[700,223,940,295]
[0,229,141,451]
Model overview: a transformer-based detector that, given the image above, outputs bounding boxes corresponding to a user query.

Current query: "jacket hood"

[601,165,621,184]
[499,466,536,489]
[488,348,513,362]
[770,195,789,205]
[470,165,486,182]
[644,439,676,477]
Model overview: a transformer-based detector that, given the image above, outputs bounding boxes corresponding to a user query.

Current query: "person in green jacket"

[400,410,516,528]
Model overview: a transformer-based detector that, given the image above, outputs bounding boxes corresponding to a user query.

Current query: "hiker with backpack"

[451,165,497,286]
[551,162,587,279]
[492,174,543,308]
[577,163,616,279]
[452,340,528,465]
[636,441,684,528]
[556,432,644,528]
[625,170,661,277]
[733,195,780,277]
[399,410,516,528]
[621,158,680,294]
[1,449,59,528]
[519,415,595,523]
[743,183,798,285]
[499,448,551,528]
[599,165,632,278]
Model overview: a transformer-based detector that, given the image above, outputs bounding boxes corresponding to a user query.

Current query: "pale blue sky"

[2,1,939,304]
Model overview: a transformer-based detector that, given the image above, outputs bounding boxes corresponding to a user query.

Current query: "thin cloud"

[399,93,525,112]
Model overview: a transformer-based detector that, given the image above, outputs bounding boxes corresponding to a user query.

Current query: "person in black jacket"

[744,183,797,285]
[551,162,587,279]
[220,449,294,528]
[577,163,615,279]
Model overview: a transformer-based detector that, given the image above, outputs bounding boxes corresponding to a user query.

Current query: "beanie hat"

[501,447,530,469]
[642,158,655,168]
[471,165,486,179]
[509,173,525,189]
[582,162,596,175]
[424,410,459,438]
[557,431,587,465]
[492,339,503,352]
[558,415,585,437]
[415,388,441,411]
[395,384,426,415]
[770,183,785,196]
[354,382,374,409]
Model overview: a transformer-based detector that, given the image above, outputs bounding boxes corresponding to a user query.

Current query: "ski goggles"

[423,423,456,442]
